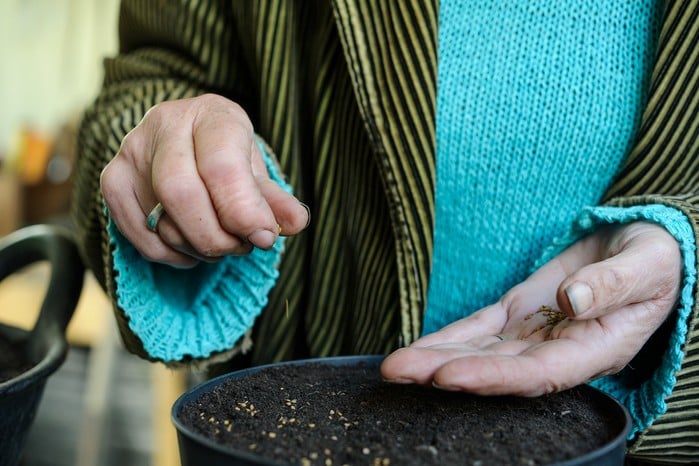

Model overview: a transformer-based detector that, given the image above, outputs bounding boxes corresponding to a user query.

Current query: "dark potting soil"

[0,333,33,383]
[179,361,625,466]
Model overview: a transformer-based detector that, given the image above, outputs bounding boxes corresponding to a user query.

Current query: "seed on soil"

[178,361,624,465]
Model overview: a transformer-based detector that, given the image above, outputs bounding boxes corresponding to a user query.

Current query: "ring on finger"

[146,202,166,232]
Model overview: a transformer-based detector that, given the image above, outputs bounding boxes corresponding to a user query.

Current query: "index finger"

[411,305,507,348]
[430,338,611,396]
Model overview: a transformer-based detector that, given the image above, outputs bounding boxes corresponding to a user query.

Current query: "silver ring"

[146,202,165,232]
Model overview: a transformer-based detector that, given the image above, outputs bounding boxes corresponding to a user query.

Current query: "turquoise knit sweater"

[428,0,696,440]
[107,0,696,440]
[427,0,666,329]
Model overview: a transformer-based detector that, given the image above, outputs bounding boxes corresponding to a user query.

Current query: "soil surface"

[0,333,33,383]
[179,360,625,466]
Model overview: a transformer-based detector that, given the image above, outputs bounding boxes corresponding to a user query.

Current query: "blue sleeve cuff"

[107,139,291,362]
[535,204,697,439]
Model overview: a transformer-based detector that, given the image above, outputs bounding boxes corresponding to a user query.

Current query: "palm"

[381,222,681,396]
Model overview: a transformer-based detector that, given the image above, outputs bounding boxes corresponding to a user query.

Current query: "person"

[72,1,698,462]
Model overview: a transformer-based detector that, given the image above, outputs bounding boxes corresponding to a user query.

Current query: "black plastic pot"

[0,225,84,466]
[173,355,632,466]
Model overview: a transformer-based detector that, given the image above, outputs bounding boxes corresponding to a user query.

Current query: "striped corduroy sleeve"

[71,0,260,361]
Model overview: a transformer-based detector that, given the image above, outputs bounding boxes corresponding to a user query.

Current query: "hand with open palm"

[381,221,682,396]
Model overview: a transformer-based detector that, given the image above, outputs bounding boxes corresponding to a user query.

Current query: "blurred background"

[0,2,186,465]
[0,0,118,233]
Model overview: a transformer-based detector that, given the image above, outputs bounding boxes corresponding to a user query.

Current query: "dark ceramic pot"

[173,355,632,466]
[0,225,84,466]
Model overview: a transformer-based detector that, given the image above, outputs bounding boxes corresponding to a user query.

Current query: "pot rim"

[172,355,632,466]
[0,324,68,396]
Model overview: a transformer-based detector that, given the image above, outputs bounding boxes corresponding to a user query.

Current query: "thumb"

[249,139,310,236]
[557,227,681,319]
[257,177,310,236]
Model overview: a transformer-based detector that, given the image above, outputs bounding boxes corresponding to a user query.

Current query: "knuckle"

[234,242,255,255]
[229,117,254,138]
[148,99,180,117]
[100,161,130,203]
[145,100,193,133]
[192,234,247,258]
[118,128,141,156]
[99,167,117,198]
[597,267,627,294]
[155,175,200,205]
[140,238,198,268]
[157,223,185,249]
[651,240,680,270]
[140,242,177,264]
[114,127,145,167]
[142,102,167,127]
[197,93,228,107]
[540,379,561,395]
[200,244,228,258]
[196,94,252,127]
[217,195,269,231]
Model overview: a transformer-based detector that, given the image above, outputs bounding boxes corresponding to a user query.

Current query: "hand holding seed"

[101,94,310,268]
[381,221,682,396]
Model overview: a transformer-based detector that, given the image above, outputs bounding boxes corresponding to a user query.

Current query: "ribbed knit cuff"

[106,138,291,362]
[535,204,697,439]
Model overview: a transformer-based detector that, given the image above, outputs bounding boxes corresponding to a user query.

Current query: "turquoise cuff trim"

[534,204,696,439]
[107,140,291,362]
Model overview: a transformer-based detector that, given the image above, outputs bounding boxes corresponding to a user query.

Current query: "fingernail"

[300,202,311,229]
[382,377,412,384]
[248,229,277,249]
[432,381,458,392]
[565,283,593,316]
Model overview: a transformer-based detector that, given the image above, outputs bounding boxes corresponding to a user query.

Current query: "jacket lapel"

[605,1,699,199]
[332,0,438,342]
